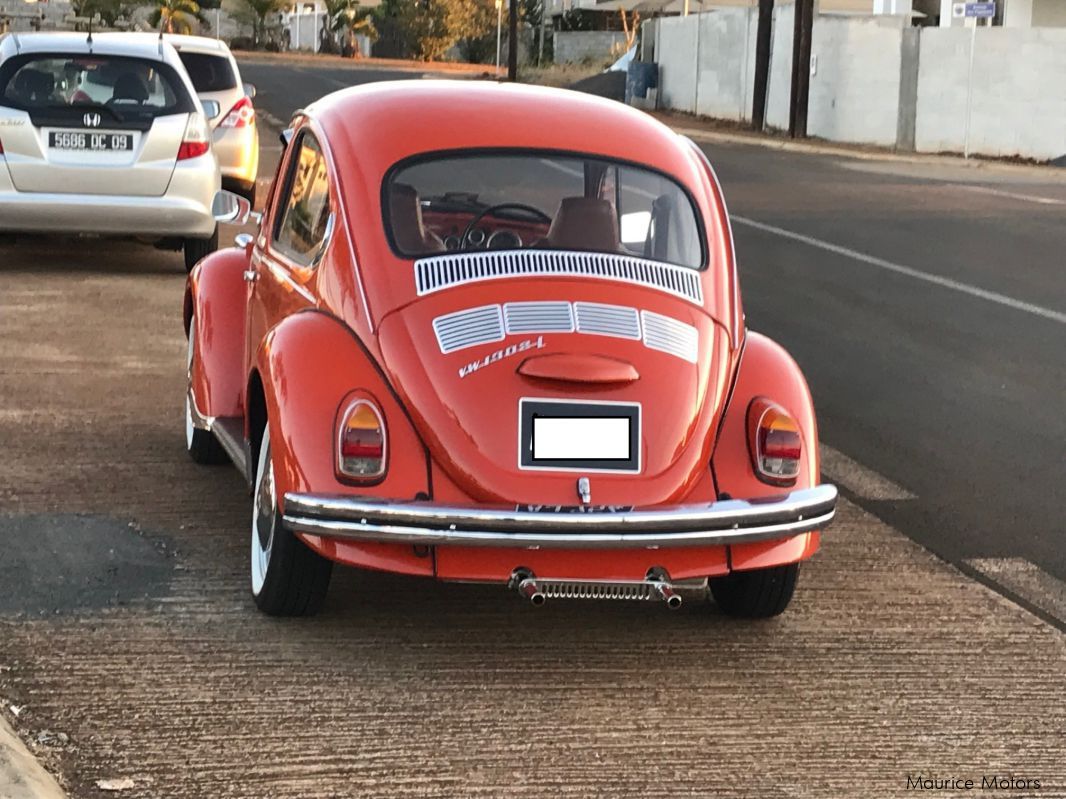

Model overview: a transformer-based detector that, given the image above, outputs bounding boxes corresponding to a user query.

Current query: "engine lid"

[376,280,735,508]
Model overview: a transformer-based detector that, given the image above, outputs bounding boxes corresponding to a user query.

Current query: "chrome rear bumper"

[282,485,837,549]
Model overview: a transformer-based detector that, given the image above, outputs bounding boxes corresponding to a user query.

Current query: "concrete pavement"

[0,252,1062,794]
[0,715,66,799]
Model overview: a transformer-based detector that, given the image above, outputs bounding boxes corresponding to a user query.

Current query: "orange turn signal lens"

[747,398,802,486]
[337,399,386,480]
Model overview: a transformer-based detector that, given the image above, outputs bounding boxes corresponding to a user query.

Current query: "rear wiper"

[45,102,124,123]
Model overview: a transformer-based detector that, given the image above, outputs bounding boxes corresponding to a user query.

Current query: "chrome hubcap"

[251,432,275,595]
[185,331,195,450]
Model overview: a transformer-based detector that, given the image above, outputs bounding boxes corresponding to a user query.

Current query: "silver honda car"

[0,32,221,271]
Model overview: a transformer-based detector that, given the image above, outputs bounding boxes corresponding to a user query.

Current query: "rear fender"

[185,247,248,420]
[255,310,432,576]
[711,331,822,571]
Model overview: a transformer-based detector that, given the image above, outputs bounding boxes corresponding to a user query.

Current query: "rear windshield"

[0,54,192,121]
[177,52,237,93]
[384,152,705,269]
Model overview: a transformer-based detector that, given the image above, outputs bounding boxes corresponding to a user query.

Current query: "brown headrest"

[545,197,620,253]
[112,72,149,103]
[389,183,445,254]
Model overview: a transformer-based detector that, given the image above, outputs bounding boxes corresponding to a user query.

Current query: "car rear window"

[177,52,237,93]
[0,54,193,122]
[384,152,705,269]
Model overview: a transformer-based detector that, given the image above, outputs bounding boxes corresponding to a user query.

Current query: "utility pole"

[751,0,773,130]
[788,0,813,138]
[538,0,547,66]
[495,0,503,72]
[507,0,519,81]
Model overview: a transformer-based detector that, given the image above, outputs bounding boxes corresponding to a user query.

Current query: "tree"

[149,0,208,33]
[72,0,131,27]
[322,0,378,57]
[374,0,495,62]
[238,0,286,48]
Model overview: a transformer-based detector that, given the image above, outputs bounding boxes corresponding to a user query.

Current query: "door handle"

[243,269,258,283]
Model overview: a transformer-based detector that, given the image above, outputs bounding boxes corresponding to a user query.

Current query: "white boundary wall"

[916,26,1066,160]
[651,11,1066,161]
[655,8,758,121]
[808,15,906,146]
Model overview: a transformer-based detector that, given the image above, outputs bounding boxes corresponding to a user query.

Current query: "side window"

[273,133,332,266]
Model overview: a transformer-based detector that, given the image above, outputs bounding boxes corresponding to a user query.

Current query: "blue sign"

[965,1,995,17]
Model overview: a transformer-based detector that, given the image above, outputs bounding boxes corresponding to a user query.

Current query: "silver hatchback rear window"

[0,54,193,124]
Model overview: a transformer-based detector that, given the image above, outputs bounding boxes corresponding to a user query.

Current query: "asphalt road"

[705,144,1066,586]
[0,59,1064,798]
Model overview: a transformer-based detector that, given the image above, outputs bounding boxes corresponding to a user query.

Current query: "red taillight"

[177,112,211,161]
[177,141,210,161]
[0,137,5,155]
[220,97,255,129]
[747,398,802,486]
[336,399,386,480]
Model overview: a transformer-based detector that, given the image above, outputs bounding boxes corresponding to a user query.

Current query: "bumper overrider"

[282,485,837,549]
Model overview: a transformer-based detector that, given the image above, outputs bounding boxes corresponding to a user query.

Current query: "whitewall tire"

[249,425,334,616]
[185,321,227,465]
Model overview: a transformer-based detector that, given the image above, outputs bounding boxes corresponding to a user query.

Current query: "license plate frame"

[48,130,134,152]
[518,398,641,473]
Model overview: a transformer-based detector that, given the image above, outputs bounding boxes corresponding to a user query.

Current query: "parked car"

[166,34,258,205]
[184,81,837,618]
[0,32,221,271]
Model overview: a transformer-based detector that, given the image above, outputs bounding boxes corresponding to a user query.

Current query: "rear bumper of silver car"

[213,125,259,186]
[282,485,838,549]
[0,160,218,238]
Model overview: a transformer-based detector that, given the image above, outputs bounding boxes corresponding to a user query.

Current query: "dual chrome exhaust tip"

[510,569,684,609]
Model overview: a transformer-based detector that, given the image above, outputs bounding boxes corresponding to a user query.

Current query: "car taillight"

[337,399,386,480]
[177,112,211,161]
[220,97,255,129]
[0,137,4,155]
[747,398,802,486]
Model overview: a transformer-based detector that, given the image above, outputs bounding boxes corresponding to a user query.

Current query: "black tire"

[250,426,333,616]
[187,415,227,464]
[709,563,799,618]
[185,326,227,465]
[184,226,219,273]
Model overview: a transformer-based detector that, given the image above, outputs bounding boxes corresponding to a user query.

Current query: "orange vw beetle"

[184,81,837,618]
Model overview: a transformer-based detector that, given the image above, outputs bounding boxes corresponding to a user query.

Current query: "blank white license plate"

[532,416,632,461]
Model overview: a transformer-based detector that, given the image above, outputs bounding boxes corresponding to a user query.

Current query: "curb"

[661,119,1066,179]
[0,715,67,799]
[233,50,502,77]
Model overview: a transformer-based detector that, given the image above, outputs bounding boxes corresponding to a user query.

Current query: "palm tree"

[325,0,377,57]
[149,0,207,33]
[241,0,286,48]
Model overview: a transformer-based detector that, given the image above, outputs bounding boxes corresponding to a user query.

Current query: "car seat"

[111,72,149,104]
[543,197,621,253]
[389,184,446,254]
[12,69,55,104]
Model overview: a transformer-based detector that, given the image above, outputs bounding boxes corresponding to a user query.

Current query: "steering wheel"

[460,203,552,249]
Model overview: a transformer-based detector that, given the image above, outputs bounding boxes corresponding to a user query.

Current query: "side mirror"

[243,83,257,99]
[201,99,221,119]
[212,190,252,224]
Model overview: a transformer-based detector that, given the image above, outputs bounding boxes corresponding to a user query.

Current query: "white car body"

[0,32,219,261]
[165,34,259,203]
